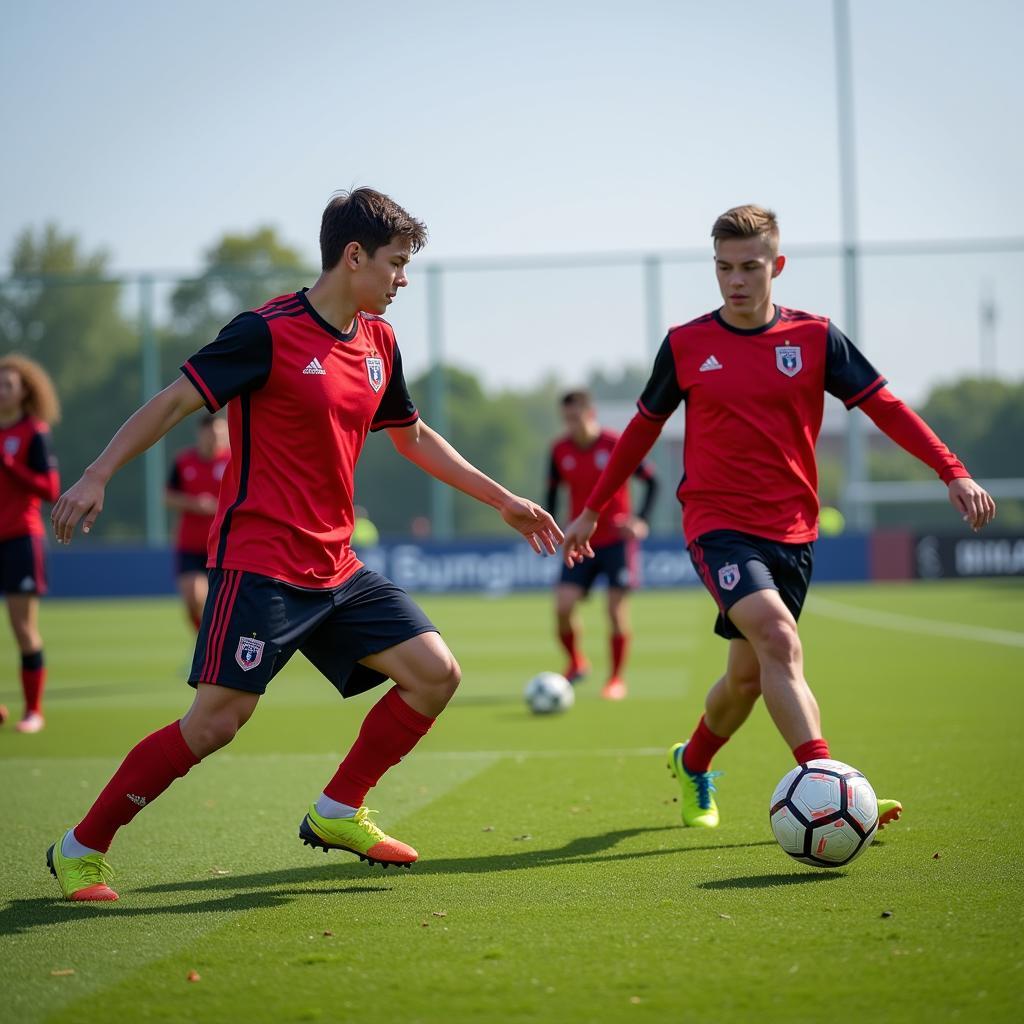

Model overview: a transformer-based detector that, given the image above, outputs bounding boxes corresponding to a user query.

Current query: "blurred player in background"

[563,205,996,830]
[0,355,60,734]
[46,188,562,902]
[547,390,657,700]
[165,414,230,631]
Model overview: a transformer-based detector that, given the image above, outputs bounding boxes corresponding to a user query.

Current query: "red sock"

[21,650,45,715]
[682,715,729,773]
[609,632,629,679]
[324,687,435,808]
[75,721,200,852]
[558,628,581,668]
[792,738,830,764]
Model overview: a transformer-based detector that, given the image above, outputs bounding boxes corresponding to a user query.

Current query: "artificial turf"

[1,580,1022,1023]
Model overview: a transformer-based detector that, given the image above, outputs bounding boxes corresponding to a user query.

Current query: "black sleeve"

[545,451,561,517]
[370,344,419,431]
[637,335,685,420]
[824,322,886,409]
[167,458,183,492]
[181,311,273,413]
[634,472,659,522]
[26,430,56,473]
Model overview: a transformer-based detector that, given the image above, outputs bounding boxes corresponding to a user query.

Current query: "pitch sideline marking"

[806,594,1024,649]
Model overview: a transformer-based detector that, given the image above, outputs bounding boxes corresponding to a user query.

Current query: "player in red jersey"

[165,414,230,631]
[563,205,996,830]
[547,390,657,700]
[0,355,60,735]
[45,189,562,902]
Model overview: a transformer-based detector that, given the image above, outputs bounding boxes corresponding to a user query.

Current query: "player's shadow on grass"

[1,886,389,937]
[134,827,777,897]
[698,872,843,890]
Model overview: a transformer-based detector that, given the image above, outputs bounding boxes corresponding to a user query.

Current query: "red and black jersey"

[181,289,418,588]
[637,307,884,544]
[166,445,231,554]
[0,416,60,541]
[548,429,656,547]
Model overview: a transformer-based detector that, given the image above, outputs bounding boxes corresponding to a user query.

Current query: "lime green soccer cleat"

[876,798,903,831]
[668,742,722,828]
[299,805,418,868]
[46,841,118,902]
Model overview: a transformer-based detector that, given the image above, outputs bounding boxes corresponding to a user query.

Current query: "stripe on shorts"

[201,570,241,682]
[689,541,725,613]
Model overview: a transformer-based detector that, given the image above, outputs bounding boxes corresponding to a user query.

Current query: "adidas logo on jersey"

[127,793,147,807]
[699,355,723,372]
[302,357,326,375]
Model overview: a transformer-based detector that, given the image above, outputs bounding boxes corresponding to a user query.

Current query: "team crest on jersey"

[594,449,610,470]
[718,563,740,591]
[235,636,265,672]
[365,357,385,393]
[3,437,20,456]
[775,345,802,377]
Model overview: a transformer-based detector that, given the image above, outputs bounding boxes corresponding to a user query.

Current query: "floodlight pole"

[139,274,167,546]
[426,265,454,539]
[834,0,870,531]
[643,255,673,534]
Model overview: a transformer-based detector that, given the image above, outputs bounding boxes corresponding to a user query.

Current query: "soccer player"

[165,414,230,632]
[0,355,60,735]
[562,205,996,830]
[46,188,562,902]
[547,390,657,700]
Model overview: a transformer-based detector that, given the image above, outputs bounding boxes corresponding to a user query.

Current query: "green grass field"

[2,580,1022,1023]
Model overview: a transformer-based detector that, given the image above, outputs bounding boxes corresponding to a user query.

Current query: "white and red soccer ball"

[770,758,878,868]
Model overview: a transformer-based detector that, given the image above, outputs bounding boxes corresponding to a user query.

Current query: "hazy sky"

[3,0,1022,398]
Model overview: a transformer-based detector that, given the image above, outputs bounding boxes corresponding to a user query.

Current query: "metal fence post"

[139,274,167,546]
[426,265,454,539]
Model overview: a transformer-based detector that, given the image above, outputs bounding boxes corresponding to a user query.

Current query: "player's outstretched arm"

[388,419,563,555]
[562,510,598,568]
[947,477,996,531]
[52,376,205,544]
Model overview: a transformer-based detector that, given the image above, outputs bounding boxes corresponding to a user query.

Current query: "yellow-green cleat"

[46,841,118,901]
[668,742,722,828]
[298,805,417,868]
[876,798,903,831]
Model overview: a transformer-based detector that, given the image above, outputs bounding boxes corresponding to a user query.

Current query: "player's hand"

[51,470,106,544]
[499,495,563,555]
[619,516,650,542]
[948,478,996,532]
[563,510,598,567]
[196,494,219,515]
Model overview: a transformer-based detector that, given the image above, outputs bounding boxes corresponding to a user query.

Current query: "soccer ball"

[769,758,878,868]
[524,672,575,714]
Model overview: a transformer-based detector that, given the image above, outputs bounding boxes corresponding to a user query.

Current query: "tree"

[0,225,144,538]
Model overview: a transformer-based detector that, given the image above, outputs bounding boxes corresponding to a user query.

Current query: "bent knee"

[432,653,462,698]
[750,618,802,663]
[728,671,762,699]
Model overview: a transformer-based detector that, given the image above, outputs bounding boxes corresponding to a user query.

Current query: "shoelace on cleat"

[690,770,723,811]
[76,853,115,887]
[353,807,388,843]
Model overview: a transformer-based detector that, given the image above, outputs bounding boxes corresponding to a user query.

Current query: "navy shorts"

[559,539,638,594]
[176,550,208,577]
[188,567,438,698]
[0,534,47,596]
[688,530,814,641]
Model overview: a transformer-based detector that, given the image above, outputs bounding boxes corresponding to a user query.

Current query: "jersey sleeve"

[637,335,685,420]
[27,429,57,474]
[824,322,886,408]
[181,311,273,413]
[545,450,561,516]
[370,344,419,431]
[167,457,183,492]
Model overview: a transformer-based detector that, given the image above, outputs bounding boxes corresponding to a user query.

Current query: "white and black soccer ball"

[769,758,878,868]
[524,672,575,715]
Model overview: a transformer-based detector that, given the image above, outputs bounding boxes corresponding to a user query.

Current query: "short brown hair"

[560,389,593,409]
[0,353,60,425]
[711,205,779,254]
[319,188,428,271]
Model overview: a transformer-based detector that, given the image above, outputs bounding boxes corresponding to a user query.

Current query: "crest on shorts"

[235,636,265,672]
[775,345,802,377]
[718,563,740,591]
[365,357,385,393]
